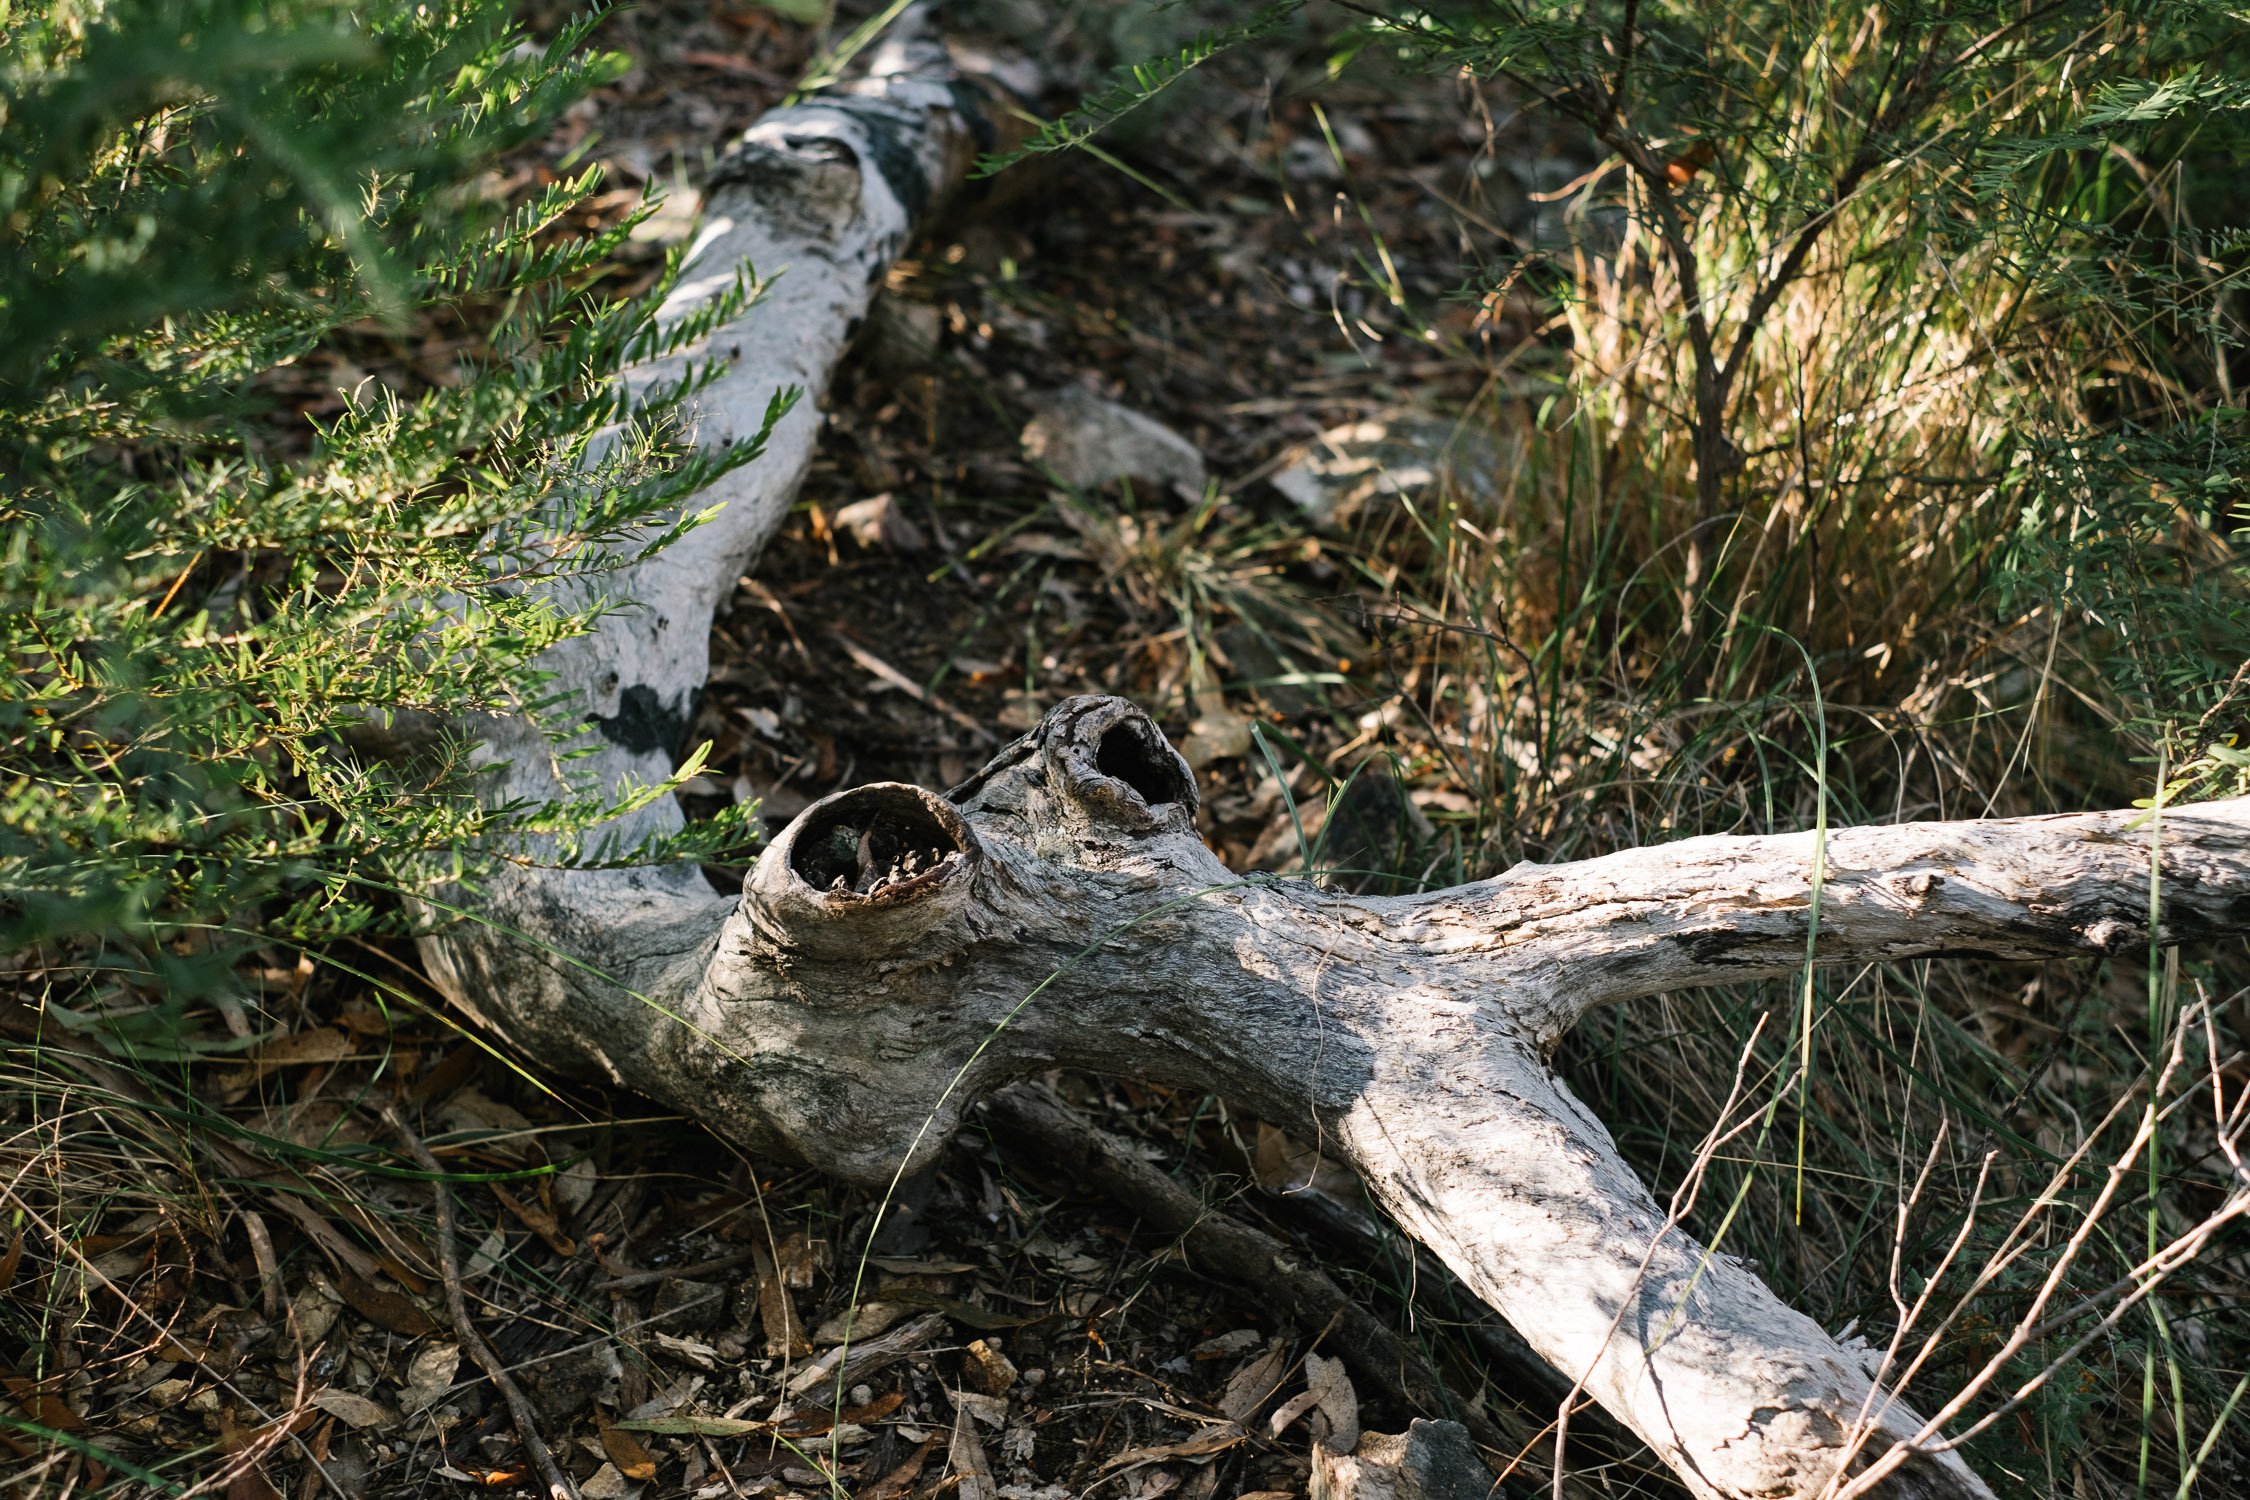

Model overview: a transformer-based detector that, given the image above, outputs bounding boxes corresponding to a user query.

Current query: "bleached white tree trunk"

[412,20,2250,1500]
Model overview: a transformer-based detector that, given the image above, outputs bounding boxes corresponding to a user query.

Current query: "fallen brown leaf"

[596,1415,658,1481]
[1219,1342,1291,1425]
[1,1375,83,1431]
[1269,1352,1357,1452]
[246,1029,352,1076]
[1101,1423,1245,1470]
[310,1388,394,1431]
[335,1272,436,1337]
[409,1043,483,1104]
[223,1467,283,1500]
[860,1432,944,1500]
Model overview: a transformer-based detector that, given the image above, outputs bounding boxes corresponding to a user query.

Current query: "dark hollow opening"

[1096,723,1188,808]
[791,788,962,896]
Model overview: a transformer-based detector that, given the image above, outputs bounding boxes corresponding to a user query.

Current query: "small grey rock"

[1022,387,1206,498]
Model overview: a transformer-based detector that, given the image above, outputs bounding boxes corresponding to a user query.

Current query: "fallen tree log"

[413,20,2250,1500]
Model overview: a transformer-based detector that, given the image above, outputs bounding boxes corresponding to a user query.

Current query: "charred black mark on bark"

[595,683,694,758]
[1677,923,1798,966]
[850,105,930,224]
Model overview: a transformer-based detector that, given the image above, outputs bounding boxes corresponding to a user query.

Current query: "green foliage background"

[0,0,762,1024]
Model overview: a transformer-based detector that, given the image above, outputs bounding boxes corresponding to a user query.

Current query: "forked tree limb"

[410,20,2250,1500]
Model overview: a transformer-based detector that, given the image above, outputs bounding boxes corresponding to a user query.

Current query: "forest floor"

[4,5,1677,1499]
[14,1,2245,1498]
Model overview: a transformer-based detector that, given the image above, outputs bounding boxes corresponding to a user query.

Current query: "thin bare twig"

[592,1247,758,1290]
[1828,1001,2250,1497]
[383,1103,580,1500]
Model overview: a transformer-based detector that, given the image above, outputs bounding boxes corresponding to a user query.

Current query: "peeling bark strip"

[409,20,2250,1500]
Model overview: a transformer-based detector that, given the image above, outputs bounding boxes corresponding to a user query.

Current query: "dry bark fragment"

[753,1245,810,1361]
[1310,1420,1492,1500]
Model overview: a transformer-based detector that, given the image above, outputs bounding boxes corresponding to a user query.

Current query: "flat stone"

[1267,415,1501,527]
[1022,387,1206,498]
[581,1461,635,1500]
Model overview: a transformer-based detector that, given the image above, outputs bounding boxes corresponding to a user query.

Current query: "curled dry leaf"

[1,1375,84,1432]
[947,1385,1008,1431]
[399,1341,460,1413]
[335,1272,436,1338]
[1219,1341,1292,1426]
[1100,1423,1246,1470]
[309,1388,395,1431]
[649,1331,721,1370]
[287,1274,343,1349]
[1269,1353,1357,1452]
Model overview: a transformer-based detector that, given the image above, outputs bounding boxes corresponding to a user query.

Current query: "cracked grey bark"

[410,19,2250,1500]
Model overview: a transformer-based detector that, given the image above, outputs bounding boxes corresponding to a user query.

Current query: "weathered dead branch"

[407,16,2250,1500]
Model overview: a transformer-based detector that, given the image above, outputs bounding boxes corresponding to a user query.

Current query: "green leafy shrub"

[0,0,764,1022]
[1361,0,2250,814]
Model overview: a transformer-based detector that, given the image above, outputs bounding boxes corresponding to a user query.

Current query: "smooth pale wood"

[407,20,2250,1499]
[417,16,984,1078]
